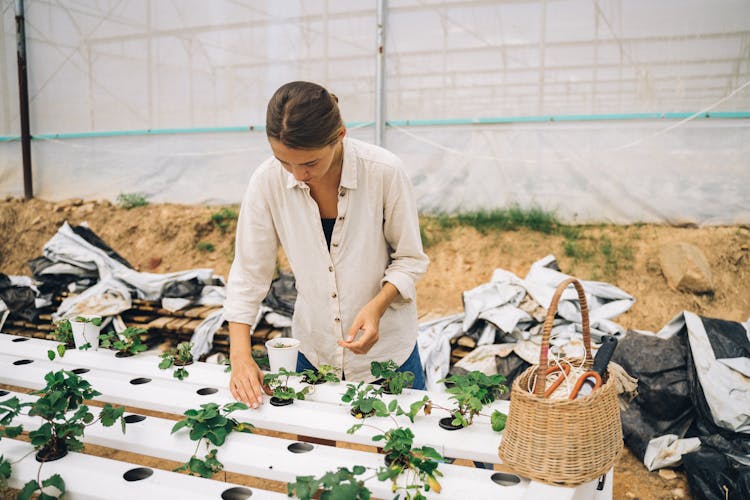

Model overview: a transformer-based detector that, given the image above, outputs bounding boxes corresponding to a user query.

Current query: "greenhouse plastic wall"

[0,0,748,224]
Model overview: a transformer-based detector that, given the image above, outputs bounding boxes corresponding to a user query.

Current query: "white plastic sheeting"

[1,0,749,223]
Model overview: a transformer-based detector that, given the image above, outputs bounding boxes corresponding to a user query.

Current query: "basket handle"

[534,277,593,397]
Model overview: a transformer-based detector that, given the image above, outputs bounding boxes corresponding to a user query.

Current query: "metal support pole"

[375,0,386,147]
[15,0,33,199]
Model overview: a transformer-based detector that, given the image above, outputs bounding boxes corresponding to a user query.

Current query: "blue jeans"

[296,344,426,390]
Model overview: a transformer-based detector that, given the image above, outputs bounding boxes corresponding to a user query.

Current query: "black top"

[321,218,335,250]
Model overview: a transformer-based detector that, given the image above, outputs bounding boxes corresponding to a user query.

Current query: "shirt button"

[338,216,345,221]
[328,266,333,272]
[332,242,339,247]
[339,189,346,197]
[331,292,337,298]
[334,317,341,322]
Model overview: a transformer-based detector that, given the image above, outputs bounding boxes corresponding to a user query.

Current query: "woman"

[224,81,429,408]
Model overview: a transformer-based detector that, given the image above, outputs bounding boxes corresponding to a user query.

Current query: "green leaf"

[41,474,66,496]
[56,344,66,358]
[47,350,56,361]
[18,479,40,500]
[171,419,189,434]
[158,358,173,370]
[2,425,23,439]
[491,410,507,432]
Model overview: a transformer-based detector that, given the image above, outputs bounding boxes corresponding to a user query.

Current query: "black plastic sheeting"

[262,271,296,317]
[0,273,39,322]
[612,317,750,500]
[162,277,204,298]
[613,330,694,459]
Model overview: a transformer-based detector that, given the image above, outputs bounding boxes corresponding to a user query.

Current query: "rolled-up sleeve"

[381,162,429,306]
[223,169,280,325]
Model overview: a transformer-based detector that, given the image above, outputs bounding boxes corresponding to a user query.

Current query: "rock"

[146,257,162,270]
[625,492,636,499]
[659,242,713,293]
[658,469,677,480]
[671,488,685,498]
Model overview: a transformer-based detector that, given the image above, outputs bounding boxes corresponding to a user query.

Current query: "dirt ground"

[2,196,749,499]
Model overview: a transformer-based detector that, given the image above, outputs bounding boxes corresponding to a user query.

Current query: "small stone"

[658,469,677,480]
[625,492,636,499]
[31,216,42,225]
[146,257,162,270]
[671,488,685,498]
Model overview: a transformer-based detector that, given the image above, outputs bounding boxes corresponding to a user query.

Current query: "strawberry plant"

[99,327,148,357]
[347,398,441,499]
[0,370,126,499]
[158,341,194,380]
[262,368,311,406]
[432,371,508,431]
[171,402,254,478]
[300,364,340,385]
[341,382,388,419]
[370,360,414,395]
[288,466,372,499]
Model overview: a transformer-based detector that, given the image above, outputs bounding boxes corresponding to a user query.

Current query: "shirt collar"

[284,137,358,190]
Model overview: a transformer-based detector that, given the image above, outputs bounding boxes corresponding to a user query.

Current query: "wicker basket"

[498,277,622,487]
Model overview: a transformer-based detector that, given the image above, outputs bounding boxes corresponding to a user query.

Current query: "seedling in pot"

[262,368,311,407]
[288,466,373,500]
[70,315,103,351]
[171,402,254,478]
[341,382,388,419]
[158,341,194,380]
[100,327,148,357]
[0,370,126,498]
[300,364,341,385]
[431,371,508,431]
[371,360,415,395]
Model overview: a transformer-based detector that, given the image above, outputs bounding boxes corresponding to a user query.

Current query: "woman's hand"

[338,282,400,354]
[229,356,265,408]
[338,300,382,354]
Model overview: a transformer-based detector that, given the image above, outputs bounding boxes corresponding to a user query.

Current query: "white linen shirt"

[224,137,429,382]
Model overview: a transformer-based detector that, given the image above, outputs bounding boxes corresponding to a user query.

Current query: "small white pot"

[265,338,300,373]
[70,315,103,351]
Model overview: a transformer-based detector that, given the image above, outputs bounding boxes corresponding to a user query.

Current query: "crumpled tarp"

[36,222,218,320]
[417,254,635,392]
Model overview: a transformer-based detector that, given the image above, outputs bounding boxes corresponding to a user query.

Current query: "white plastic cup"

[70,315,103,351]
[265,338,301,373]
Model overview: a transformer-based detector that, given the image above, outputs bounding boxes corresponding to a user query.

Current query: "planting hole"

[129,377,152,385]
[124,414,146,424]
[287,442,314,454]
[13,359,33,366]
[221,486,254,499]
[123,467,153,482]
[11,337,29,342]
[72,368,90,374]
[0,390,8,397]
[197,387,218,395]
[491,472,521,486]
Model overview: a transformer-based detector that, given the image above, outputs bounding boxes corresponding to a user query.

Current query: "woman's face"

[269,136,343,185]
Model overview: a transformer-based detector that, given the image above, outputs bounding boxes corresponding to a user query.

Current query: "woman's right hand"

[229,356,265,408]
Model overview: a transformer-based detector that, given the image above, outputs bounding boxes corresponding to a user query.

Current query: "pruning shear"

[569,335,618,400]
[542,364,571,398]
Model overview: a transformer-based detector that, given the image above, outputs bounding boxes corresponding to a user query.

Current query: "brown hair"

[266,81,343,149]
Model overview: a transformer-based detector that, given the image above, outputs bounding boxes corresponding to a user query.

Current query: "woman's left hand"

[338,300,381,354]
